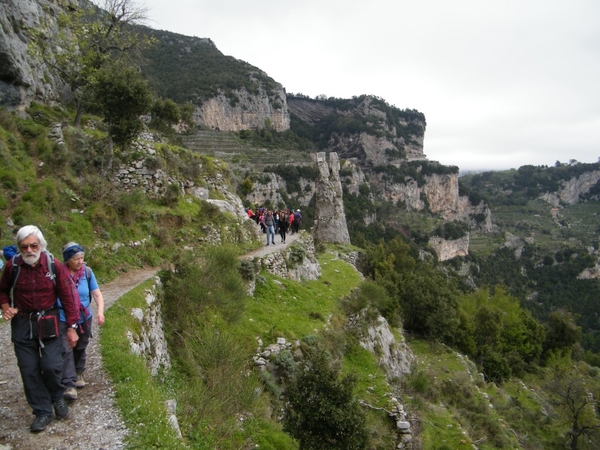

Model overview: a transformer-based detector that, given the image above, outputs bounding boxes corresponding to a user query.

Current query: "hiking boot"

[30,414,52,432]
[64,386,78,401]
[75,372,86,388]
[53,398,69,419]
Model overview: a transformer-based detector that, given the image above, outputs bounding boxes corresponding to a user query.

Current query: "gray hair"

[16,225,47,251]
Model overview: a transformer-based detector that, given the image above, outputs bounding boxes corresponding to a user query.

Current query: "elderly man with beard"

[0,225,79,432]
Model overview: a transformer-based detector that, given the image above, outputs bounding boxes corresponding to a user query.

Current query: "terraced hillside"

[180,130,313,169]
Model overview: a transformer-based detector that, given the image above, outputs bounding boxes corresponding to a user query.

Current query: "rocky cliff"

[429,235,470,261]
[313,152,351,244]
[193,88,290,132]
[288,95,426,168]
[1,0,290,133]
[539,169,600,206]
[0,0,75,109]
[385,172,483,221]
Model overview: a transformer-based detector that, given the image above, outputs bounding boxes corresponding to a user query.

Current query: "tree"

[545,364,600,449]
[283,350,368,450]
[544,309,582,361]
[398,263,460,342]
[91,64,152,148]
[29,0,152,126]
[150,98,181,135]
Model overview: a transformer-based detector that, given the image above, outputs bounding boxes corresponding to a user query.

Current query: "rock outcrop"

[356,315,414,381]
[245,172,315,208]
[539,170,600,206]
[127,277,171,377]
[0,0,73,109]
[288,95,426,168]
[194,87,290,132]
[313,152,351,244]
[385,172,480,221]
[429,235,470,261]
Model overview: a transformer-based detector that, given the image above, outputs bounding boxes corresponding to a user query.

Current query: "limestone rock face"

[340,160,368,195]
[288,95,426,168]
[313,152,351,244]
[194,86,290,132]
[428,235,470,261]
[0,0,73,109]
[540,170,600,206]
[354,314,414,381]
[385,172,483,221]
[246,172,315,208]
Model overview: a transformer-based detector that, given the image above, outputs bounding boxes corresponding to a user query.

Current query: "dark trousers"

[61,318,92,387]
[12,315,64,416]
[280,227,287,242]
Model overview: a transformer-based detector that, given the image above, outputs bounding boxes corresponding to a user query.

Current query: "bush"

[283,349,368,450]
[163,246,247,323]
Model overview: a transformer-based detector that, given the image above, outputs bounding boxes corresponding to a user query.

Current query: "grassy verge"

[100,278,185,449]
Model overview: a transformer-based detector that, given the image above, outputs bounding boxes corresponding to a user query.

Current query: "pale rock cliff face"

[429,235,470,261]
[313,152,351,244]
[246,172,315,208]
[349,313,414,381]
[578,262,600,280]
[539,170,600,206]
[0,0,74,108]
[340,160,368,195]
[288,96,426,168]
[194,86,290,132]
[330,132,423,168]
[246,173,285,206]
[385,172,482,221]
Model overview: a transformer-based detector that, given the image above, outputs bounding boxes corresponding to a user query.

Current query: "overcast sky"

[137,0,600,172]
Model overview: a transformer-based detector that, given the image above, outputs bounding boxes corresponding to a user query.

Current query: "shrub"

[283,349,368,450]
[287,244,306,267]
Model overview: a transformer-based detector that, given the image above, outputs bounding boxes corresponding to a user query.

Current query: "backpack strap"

[10,255,20,308]
[85,265,92,294]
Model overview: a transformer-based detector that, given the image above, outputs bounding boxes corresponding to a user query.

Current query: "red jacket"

[0,253,79,326]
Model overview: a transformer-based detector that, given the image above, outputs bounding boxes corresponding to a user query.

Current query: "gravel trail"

[0,268,158,450]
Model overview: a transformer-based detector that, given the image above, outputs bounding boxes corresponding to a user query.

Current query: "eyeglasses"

[19,243,40,251]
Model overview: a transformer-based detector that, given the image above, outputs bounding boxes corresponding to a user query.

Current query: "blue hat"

[63,244,84,262]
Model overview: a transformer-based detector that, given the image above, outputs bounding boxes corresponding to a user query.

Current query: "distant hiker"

[247,207,254,221]
[264,211,276,245]
[60,242,105,402]
[288,209,295,234]
[293,209,302,234]
[258,209,266,233]
[0,225,79,432]
[279,210,289,243]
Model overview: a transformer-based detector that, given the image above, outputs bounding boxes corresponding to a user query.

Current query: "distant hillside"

[139,27,281,105]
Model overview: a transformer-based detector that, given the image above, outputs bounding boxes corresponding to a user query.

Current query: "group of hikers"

[247,207,303,245]
[0,225,105,433]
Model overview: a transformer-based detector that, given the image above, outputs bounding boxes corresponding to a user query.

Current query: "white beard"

[22,252,41,266]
